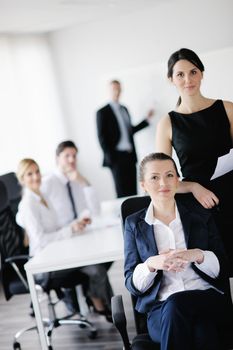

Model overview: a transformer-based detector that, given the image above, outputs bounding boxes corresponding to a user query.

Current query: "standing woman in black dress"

[155,48,233,272]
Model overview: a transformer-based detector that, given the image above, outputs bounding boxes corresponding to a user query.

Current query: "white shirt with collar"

[41,170,99,228]
[16,188,72,256]
[132,201,220,301]
[110,101,132,152]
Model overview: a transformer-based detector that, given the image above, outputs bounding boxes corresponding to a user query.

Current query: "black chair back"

[0,180,27,300]
[121,196,150,334]
[121,196,150,227]
[0,180,9,212]
[0,180,25,259]
[0,172,22,216]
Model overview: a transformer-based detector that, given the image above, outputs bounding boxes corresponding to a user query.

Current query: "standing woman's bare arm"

[223,100,233,142]
[155,115,173,155]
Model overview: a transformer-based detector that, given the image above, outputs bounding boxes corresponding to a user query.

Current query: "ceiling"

[0,0,159,34]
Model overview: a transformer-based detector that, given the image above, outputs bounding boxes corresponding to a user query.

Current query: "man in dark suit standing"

[96,80,154,198]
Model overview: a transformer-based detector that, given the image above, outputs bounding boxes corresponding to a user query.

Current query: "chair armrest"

[4,255,30,290]
[111,295,131,350]
[5,255,30,263]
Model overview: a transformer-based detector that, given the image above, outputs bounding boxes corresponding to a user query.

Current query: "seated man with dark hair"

[41,140,113,321]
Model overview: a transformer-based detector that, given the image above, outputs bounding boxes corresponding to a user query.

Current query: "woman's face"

[140,160,179,201]
[170,59,203,97]
[22,163,41,193]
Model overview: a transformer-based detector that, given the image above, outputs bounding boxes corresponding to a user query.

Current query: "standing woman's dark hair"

[167,48,205,106]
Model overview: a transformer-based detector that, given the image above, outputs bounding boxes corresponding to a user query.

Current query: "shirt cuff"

[132,260,157,293]
[59,225,73,238]
[194,250,220,278]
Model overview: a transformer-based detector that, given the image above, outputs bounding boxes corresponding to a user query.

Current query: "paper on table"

[83,186,101,216]
[211,148,233,180]
[88,216,120,231]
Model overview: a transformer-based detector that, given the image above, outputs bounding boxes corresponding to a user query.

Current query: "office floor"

[0,260,135,350]
[1,262,232,350]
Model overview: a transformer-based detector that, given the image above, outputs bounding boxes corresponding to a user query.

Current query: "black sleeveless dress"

[169,99,233,273]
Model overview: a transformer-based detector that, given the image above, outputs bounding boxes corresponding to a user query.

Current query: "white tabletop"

[24,197,127,350]
[24,196,127,274]
[25,222,123,274]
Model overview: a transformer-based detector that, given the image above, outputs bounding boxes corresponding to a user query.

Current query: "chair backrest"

[121,196,151,226]
[0,180,10,212]
[121,195,150,335]
[0,180,25,259]
[0,172,22,216]
[0,180,27,300]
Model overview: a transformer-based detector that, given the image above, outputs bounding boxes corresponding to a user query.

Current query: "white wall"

[48,0,233,200]
[0,35,68,175]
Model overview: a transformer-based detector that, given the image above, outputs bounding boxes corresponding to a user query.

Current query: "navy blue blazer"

[124,194,230,314]
[96,104,148,167]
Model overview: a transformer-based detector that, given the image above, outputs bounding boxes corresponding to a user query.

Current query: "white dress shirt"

[16,188,73,256]
[133,201,220,301]
[41,170,100,228]
[110,102,132,152]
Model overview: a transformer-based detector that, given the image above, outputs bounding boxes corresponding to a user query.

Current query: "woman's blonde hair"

[17,158,39,185]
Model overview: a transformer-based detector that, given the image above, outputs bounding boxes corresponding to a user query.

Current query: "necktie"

[119,106,130,128]
[66,181,77,219]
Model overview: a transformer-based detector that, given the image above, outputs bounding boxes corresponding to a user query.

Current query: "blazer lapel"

[137,217,159,256]
[105,104,120,138]
[107,104,118,122]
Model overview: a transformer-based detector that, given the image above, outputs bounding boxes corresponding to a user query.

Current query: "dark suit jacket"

[124,194,230,314]
[96,103,148,167]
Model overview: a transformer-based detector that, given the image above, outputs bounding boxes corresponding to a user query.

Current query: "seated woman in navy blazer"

[124,152,232,350]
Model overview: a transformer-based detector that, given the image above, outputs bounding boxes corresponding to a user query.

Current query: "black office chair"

[121,196,151,335]
[0,180,97,350]
[112,195,233,350]
[112,195,159,350]
[111,294,157,350]
[0,180,40,349]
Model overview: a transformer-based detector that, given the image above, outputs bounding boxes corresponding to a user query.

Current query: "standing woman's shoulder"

[223,100,233,119]
[223,100,233,138]
[155,114,172,155]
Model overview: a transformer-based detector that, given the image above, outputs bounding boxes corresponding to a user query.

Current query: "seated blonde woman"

[16,158,112,321]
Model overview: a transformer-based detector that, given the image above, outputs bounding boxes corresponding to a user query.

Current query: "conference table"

[24,198,125,350]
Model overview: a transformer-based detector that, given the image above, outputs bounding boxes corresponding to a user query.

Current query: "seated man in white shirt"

[42,140,113,321]
[124,152,233,350]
